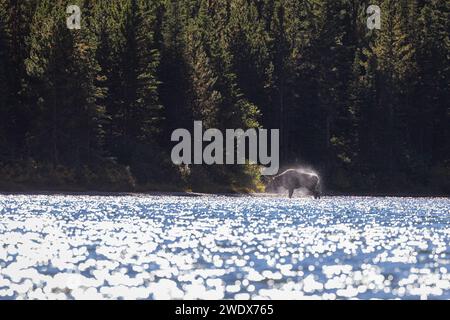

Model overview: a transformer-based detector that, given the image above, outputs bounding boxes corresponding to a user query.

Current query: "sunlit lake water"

[0,194,449,300]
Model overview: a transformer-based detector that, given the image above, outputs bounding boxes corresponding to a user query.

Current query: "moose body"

[266,169,321,199]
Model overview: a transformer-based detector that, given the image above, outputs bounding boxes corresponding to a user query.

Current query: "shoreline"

[0,190,448,198]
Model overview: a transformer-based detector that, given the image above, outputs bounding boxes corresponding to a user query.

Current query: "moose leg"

[288,188,294,199]
[313,185,321,199]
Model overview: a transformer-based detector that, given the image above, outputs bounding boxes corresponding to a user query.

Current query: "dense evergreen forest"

[0,0,448,195]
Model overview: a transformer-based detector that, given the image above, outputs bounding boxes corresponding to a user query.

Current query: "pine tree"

[0,0,36,161]
[95,1,162,162]
[0,0,11,159]
[185,22,221,127]
[368,0,418,177]
[416,0,449,166]
[157,0,192,135]
[25,0,105,166]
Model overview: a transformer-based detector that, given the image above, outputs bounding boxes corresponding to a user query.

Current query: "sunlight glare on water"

[0,195,449,300]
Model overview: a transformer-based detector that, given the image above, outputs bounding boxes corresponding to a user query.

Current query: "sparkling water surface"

[0,195,449,300]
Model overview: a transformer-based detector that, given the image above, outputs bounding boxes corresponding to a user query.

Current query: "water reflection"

[0,195,449,299]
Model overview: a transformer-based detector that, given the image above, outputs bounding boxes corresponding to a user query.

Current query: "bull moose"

[266,169,321,199]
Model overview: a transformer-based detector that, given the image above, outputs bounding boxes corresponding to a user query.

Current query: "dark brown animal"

[266,169,321,199]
